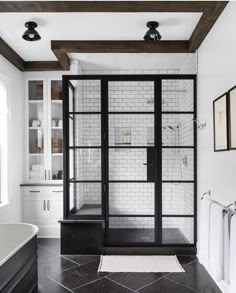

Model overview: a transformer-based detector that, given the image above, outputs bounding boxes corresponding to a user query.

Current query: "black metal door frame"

[62,74,197,248]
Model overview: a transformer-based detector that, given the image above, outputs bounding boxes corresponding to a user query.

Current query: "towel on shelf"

[198,198,212,269]
[209,201,224,282]
[230,214,236,293]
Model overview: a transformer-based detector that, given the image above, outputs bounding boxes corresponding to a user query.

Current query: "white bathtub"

[0,223,38,267]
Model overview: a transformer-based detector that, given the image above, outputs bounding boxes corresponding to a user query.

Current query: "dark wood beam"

[51,40,189,54]
[24,61,63,71]
[189,1,228,52]
[51,47,70,70]
[0,37,25,71]
[0,1,224,13]
[0,2,229,70]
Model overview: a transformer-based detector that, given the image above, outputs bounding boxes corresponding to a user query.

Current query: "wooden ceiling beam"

[0,1,223,13]
[188,1,228,52]
[51,47,71,70]
[0,2,229,71]
[51,40,190,54]
[0,37,25,71]
[24,61,63,71]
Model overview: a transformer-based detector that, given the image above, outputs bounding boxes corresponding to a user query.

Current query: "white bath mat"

[98,255,185,273]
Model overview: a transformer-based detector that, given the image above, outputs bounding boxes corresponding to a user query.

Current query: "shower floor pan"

[106,228,190,244]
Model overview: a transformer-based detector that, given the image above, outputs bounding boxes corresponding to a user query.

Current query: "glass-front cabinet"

[26,78,63,183]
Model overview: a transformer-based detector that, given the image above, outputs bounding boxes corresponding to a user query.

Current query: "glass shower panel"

[162,114,194,146]
[162,183,194,215]
[109,114,154,146]
[108,81,154,112]
[109,148,148,181]
[162,80,194,112]
[108,217,155,243]
[69,149,101,181]
[162,148,194,181]
[109,183,155,215]
[162,217,194,244]
[70,80,101,112]
[69,183,101,215]
[70,114,101,146]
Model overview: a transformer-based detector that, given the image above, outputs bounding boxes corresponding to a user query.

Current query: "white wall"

[0,56,23,222]
[197,1,236,210]
[197,4,236,290]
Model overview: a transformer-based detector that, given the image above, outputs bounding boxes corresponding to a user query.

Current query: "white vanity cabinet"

[22,186,63,237]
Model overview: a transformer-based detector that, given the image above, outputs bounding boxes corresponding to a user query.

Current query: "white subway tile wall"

[109,81,154,112]
[109,149,147,181]
[109,114,154,146]
[162,148,194,181]
[162,183,194,215]
[73,149,101,181]
[70,66,195,242]
[109,183,154,215]
[109,217,155,229]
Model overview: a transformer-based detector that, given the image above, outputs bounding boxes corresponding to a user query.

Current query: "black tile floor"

[37,239,222,293]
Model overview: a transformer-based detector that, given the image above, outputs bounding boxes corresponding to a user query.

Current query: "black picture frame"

[213,93,229,151]
[228,85,236,150]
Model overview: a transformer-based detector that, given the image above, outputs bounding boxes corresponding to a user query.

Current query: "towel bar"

[201,190,211,200]
[201,192,236,214]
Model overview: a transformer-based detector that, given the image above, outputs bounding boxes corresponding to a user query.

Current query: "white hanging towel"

[198,198,212,269]
[209,201,224,282]
[230,214,236,293]
[223,211,231,284]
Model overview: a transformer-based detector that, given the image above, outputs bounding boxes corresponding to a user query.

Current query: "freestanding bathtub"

[0,223,38,293]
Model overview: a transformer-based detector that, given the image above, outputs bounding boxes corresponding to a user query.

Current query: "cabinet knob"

[47,200,50,211]
[30,190,40,193]
[45,170,47,180]
[53,190,63,193]
[43,200,46,211]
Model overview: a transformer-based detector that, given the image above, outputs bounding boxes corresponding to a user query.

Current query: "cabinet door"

[23,193,47,226]
[47,80,63,182]
[26,78,48,182]
[46,190,63,225]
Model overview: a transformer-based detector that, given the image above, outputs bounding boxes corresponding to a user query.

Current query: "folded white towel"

[230,215,236,293]
[198,198,212,269]
[209,201,224,282]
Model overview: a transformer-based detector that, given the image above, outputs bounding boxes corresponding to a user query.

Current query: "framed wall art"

[228,86,236,149]
[213,93,229,151]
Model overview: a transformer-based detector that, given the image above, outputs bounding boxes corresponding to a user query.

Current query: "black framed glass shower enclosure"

[63,75,197,247]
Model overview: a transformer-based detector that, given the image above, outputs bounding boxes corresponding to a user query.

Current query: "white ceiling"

[69,53,189,70]
[0,12,201,62]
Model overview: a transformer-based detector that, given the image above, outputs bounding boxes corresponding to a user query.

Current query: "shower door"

[106,80,157,245]
[63,75,197,248]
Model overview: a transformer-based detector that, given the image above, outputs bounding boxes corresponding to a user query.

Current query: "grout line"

[38,244,59,256]
[71,276,108,291]
[45,264,79,280]
[135,258,196,292]
[165,278,201,292]
[105,276,138,292]
[71,272,117,291]
[135,273,169,291]
[62,255,101,267]
[48,276,73,292]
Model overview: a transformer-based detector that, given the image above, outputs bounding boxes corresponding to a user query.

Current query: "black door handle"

[143,162,153,166]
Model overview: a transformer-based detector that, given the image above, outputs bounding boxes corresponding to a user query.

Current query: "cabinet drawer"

[23,187,48,200]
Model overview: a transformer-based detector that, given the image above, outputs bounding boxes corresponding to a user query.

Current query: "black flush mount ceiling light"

[22,21,41,41]
[144,21,162,41]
